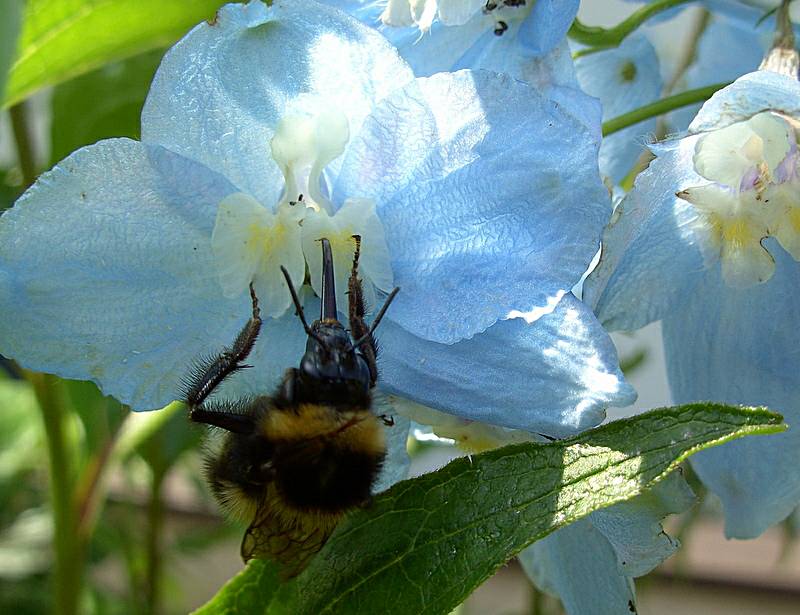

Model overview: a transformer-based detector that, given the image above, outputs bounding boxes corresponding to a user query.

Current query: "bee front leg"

[182,284,262,430]
[347,235,378,385]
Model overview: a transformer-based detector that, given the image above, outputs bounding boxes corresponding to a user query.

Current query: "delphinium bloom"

[0,0,633,490]
[337,3,688,611]
[337,1,664,183]
[328,0,596,131]
[586,14,800,538]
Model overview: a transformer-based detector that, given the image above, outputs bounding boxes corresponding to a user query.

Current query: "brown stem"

[759,0,799,78]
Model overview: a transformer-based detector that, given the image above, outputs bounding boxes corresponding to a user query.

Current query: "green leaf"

[193,560,282,615]
[198,403,784,615]
[50,49,163,163]
[3,0,231,108]
[0,0,23,101]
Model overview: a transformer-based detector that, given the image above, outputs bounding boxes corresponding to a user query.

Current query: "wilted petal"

[376,294,635,436]
[336,70,610,343]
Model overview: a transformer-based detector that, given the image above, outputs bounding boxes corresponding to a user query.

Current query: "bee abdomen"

[274,443,384,512]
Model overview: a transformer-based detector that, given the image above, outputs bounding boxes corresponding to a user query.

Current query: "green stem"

[27,372,84,615]
[569,0,695,53]
[76,402,183,540]
[9,102,36,186]
[145,464,166,615]
[602,82,731,137]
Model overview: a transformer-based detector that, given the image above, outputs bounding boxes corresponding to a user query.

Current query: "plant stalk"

[602,82,731,136]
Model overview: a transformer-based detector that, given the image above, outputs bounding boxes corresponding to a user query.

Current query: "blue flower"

[0,1,633,442]
[586,69,800,537]
[326,0,598,133]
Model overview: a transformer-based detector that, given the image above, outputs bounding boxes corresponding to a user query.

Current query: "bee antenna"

[280,266,328,349]
[354,287,400,347]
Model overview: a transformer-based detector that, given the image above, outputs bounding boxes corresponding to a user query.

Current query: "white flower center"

[211,103,393,317]
[678,111,800,288]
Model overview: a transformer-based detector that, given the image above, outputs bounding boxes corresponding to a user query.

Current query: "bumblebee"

[183,236,399,577]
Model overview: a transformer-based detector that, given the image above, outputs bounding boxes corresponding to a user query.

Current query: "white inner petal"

[211,101,394,317]
[694,112,792,190]
[381,0,415,26]
[270,107,350,212]
[211,193,305,317]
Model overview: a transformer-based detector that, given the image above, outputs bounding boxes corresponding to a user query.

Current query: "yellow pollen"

[720,217,757,249]
[789,207,800,233]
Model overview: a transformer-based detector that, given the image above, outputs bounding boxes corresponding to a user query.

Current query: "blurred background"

[1,0,800,613]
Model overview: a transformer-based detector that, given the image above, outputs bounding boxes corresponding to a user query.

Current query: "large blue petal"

[517,0,580,57]
[584,136,708,332]
[663,243,800,538]
[141,0,413,207]
[335,70,610,344]
[520,472,695,615]
[575,35,662,184]
[376,293,635,436]
[0,139,262,410]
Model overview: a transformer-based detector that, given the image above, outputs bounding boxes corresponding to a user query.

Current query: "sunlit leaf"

[197,403,783,615]
[0,0,22,101]
[3,0,231,107]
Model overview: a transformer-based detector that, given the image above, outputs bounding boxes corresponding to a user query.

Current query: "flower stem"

[27,371,84,615]
[569,0,695,56]
[12,103,85,615]
[145,464,166,615]
[9,102,36,186]
[602,82,731,137]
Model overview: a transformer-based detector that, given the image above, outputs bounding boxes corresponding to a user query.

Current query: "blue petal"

[690,70,800,134]
[327,2,601,135]
[584,136,707,332]
[520,472,695,615]
[575,35,662,184]
[335,70,610,344]
[0,139,261,410]
[376,293,635,436]
[141,0,413,207]
[517,0,580,57]
[662,243,800,538]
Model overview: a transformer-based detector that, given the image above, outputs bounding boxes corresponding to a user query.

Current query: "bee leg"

[189,403,256,434]
[183,283,262,413]
[377,414,395,427]
[347,235,378,385]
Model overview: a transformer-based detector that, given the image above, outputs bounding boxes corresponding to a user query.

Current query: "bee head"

[280,237,372,406]
[297,320,371,399]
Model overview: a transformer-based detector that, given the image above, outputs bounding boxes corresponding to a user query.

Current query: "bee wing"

[240,488,341,579]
